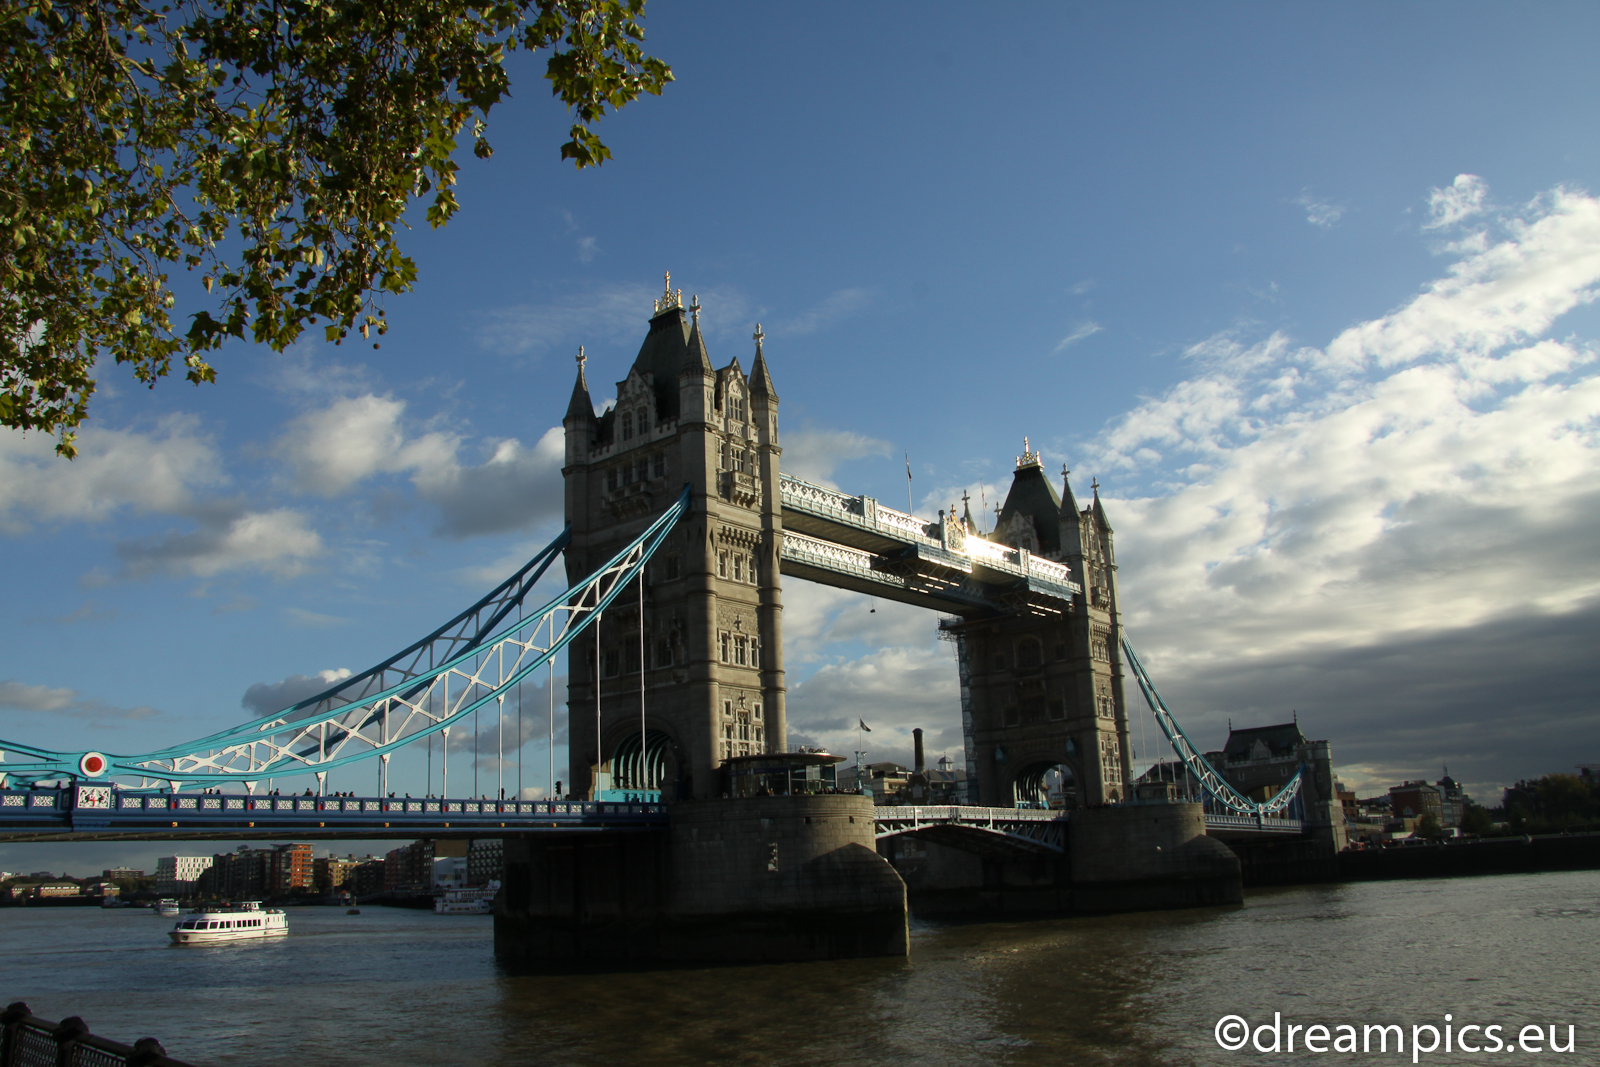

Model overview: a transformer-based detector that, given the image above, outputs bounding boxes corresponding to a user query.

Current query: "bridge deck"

[0,788,1304,842]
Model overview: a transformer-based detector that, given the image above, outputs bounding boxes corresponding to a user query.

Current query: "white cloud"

[1067,179,1600,796]
[414,428,566,538]
[117,506,325,579]
[775,179,1600,799]
[787,645,961,762]
[276,394,456,497]
[1069,279,1097,296]
[780,426,892,487]
[240,668,354,716]
[1054,321,1104,352]
[576,236,600,264]
[0,416,224,532]
[275,394,566,537]
[1295,189,1346,228]
[1424,173,1488,230]
[772,288,874,337]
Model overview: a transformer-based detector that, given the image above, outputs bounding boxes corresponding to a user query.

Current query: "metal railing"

[0,1003,195,1067]
[0,787,667,838]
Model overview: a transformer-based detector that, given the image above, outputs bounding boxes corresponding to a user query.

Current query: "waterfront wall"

[1337,832,1600,881]
[495,794,907,965]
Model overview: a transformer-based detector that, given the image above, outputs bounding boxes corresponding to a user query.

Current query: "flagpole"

[905,450,913,514]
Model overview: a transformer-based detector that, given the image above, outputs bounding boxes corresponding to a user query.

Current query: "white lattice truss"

[0,489,691,788]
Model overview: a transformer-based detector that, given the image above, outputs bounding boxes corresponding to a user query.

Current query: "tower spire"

[565,345,594,422]
[749,322,777,398]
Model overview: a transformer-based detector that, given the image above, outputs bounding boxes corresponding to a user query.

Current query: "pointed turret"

[1059,465,1080,523]
[1058,465,1083,557]
[960,490,976,531]
[1092,478,1113,532]
[682,295,713,378]
[565,346,594,423]
[748,323,777,400]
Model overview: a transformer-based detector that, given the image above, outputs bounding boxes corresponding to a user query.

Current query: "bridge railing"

[0,787,667,832]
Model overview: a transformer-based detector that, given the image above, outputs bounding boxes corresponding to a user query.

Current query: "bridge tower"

[562,276,785,800]
[941,446,1134,807]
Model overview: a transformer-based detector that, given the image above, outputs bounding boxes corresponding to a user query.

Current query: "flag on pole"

[859,719,871,732]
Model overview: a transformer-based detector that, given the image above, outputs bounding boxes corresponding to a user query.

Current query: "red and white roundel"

[78,752,108,777]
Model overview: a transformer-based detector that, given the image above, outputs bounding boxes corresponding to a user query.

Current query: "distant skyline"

[5,2,1600,870]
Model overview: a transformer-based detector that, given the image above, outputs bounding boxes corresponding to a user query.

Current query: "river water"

[2,871,1595,1066]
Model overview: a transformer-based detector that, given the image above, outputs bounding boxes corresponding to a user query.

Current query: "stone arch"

[1008,754,1080,810]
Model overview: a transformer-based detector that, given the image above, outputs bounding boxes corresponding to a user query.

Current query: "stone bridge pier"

[495,794,908,965]
[883,802,1242,917]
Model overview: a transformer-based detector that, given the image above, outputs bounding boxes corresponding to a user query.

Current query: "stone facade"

[562,279,786,800]
[941,448,1133,807]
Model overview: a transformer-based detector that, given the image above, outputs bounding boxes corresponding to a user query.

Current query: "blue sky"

[4,2,1600,873]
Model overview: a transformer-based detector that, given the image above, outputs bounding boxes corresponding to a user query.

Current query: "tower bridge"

[0,273,1331,964]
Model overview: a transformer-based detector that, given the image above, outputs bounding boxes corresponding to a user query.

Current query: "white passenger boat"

[434,885,496,914]
[169,901,287,944]
[155,898,181,917]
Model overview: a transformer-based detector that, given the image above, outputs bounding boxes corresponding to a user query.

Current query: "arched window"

[621,411,633,440]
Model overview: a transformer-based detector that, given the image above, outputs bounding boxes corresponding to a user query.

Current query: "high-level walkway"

[779,474,1080,615]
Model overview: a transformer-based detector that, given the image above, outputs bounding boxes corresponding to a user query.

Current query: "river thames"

[3,871,1595,1066]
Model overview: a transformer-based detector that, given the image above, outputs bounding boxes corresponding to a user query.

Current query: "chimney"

[913,728,925,774]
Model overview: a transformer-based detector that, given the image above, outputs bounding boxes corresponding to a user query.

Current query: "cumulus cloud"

[1054,321,1104,352]
[275,395,566,537]
[0,679,160,723]
[116,505,324,579]
[0,415,224,532]
[776,180,1600,801]
[1071,179,1600,798]
[1424,173,1488,230]
[787,645,961,764]
[413,428,566,538]
[780,426,892,486]
[241,668,354,716]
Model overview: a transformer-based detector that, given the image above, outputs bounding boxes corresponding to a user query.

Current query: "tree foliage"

[1,0,671,456]
[1503,772,1600,832]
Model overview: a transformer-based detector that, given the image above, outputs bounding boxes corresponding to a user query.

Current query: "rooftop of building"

[1222,721,1310,761]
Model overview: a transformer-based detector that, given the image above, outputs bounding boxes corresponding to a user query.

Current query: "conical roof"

[997,463,1063,555]
[683,303,713,379]
[749,325,777,399]
[1059,467,1080,523]
[565,350,594,422]
[631,306,691,418]
[1092,481,1113,532]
